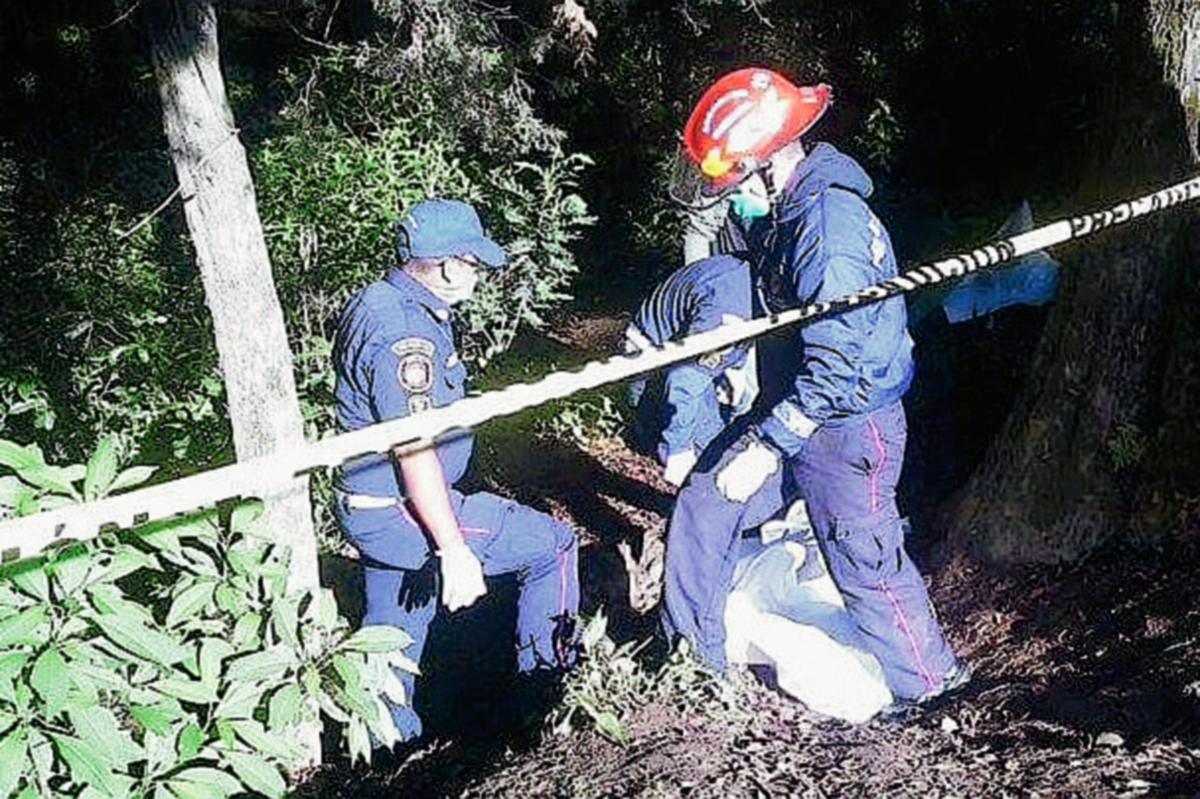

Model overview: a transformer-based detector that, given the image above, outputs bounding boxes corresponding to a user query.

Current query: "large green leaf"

[266,684,302,731]
[69,705,143,765]
[0,605,48,648]
[268,595,299,649]
[0,440,42,472]
[90,613,189,668]
[222,751,286,798]
[20,464,80,500]
[166,581,215,629]
[0,475,34,510]
[198,638,233,689]
[213,679,265,722]
[51,549,93,598]
[0,652,30,704]
[83,436,119,502]
[108,466,157,495]
[230,612,261,651]
[30,647,70,719]
[0,724,28,799]
[166,766,242,799]
[49,732,119,797]
[225,648,296,683]
[8,565,49,603]
[340,625,413,654]
[154,678,218,706]
[229,718,307,763]
[129,705,176,738]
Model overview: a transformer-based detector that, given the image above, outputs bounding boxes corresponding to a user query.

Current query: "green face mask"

[728,170,773,219]
[729,191,771,219]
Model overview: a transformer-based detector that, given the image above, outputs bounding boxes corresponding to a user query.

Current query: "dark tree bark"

[941,1,1199,564]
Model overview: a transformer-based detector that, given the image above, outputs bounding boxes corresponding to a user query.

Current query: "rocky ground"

[296,317,1200,798]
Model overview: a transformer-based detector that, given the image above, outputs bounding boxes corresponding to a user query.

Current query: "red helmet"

[682,69,831,190]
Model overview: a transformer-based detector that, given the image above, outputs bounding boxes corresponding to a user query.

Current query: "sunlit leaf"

[83,436,119,502]
[340,625,413,654]
[266,683,302,731]
[0,605,48,648]
[30,647,70,719]
[49,732,118,797]
[225,647,295,684]
[0,724,28,799]
[166,581,215,628]
[223,750,286,798]
[108,466,157,494]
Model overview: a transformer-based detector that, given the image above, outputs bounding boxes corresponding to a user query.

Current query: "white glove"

[437,544,486,612]
[663,449,698,487]
[715,439,779,503]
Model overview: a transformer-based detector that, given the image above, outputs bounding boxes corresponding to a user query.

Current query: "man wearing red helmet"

[662,68,969,717]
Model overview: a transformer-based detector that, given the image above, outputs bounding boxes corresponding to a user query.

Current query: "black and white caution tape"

[2,175,1199,561]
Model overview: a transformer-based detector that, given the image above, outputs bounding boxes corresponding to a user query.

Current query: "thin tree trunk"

[148,0,320,762]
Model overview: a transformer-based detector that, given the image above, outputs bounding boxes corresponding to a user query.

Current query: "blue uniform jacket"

[333,269,474,497]
[750,143,914,457]
[631,254,753,460]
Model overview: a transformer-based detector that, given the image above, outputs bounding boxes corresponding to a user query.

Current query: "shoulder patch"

[391,337,435,395]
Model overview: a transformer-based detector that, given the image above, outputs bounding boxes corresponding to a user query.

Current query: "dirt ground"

[296,318,1200,798]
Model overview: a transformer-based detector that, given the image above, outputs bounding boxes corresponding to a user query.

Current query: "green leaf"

[176,724,205,761]
[267,684,302,731]
[213,585,248,617]
[90,612,189,667]
[213,678,264,722]
[269,596,299,649]
[0,475,34,509]
[69,705,143,765]
[8,565,50,603]
[229,500,265,532]
[49,732,118,797]
[0,440,42,473]
[30,647,70,719]
[229,718,307,763]
[346,717,370,767]
[154,678,217,705]
[166,581,215,628]
[223,750,286,798]
[0,724,28,799]
[130,705,176,738]
[0,605,48,648]
[50,549,92,598]
[83,436,119,502]
[225,648,296,683]
[165,766,243,799]
[198,638,233,689]
[21,464,80,500]
[138,528,182,559]
[93,545,156,583]
[230,613,261,651]
[340,625,413,654]
[108,465,157,495]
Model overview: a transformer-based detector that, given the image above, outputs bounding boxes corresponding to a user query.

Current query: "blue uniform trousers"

[792,401,956,700]
[336,490,579,740]
[662,430,789,673]
[663,401,956,700]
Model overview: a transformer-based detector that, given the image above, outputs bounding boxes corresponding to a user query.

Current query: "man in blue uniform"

[333,198,579,742]
[663,69,967,715]
[625,253,759,486]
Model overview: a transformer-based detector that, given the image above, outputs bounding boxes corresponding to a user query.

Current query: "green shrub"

[550,611,746,745]
[0,441,414,797]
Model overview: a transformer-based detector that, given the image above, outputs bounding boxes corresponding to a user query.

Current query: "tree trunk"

[148,0,321,763]
[941,2,1197,565]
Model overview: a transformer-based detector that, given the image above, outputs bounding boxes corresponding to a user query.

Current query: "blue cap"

[396,199,507,268]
